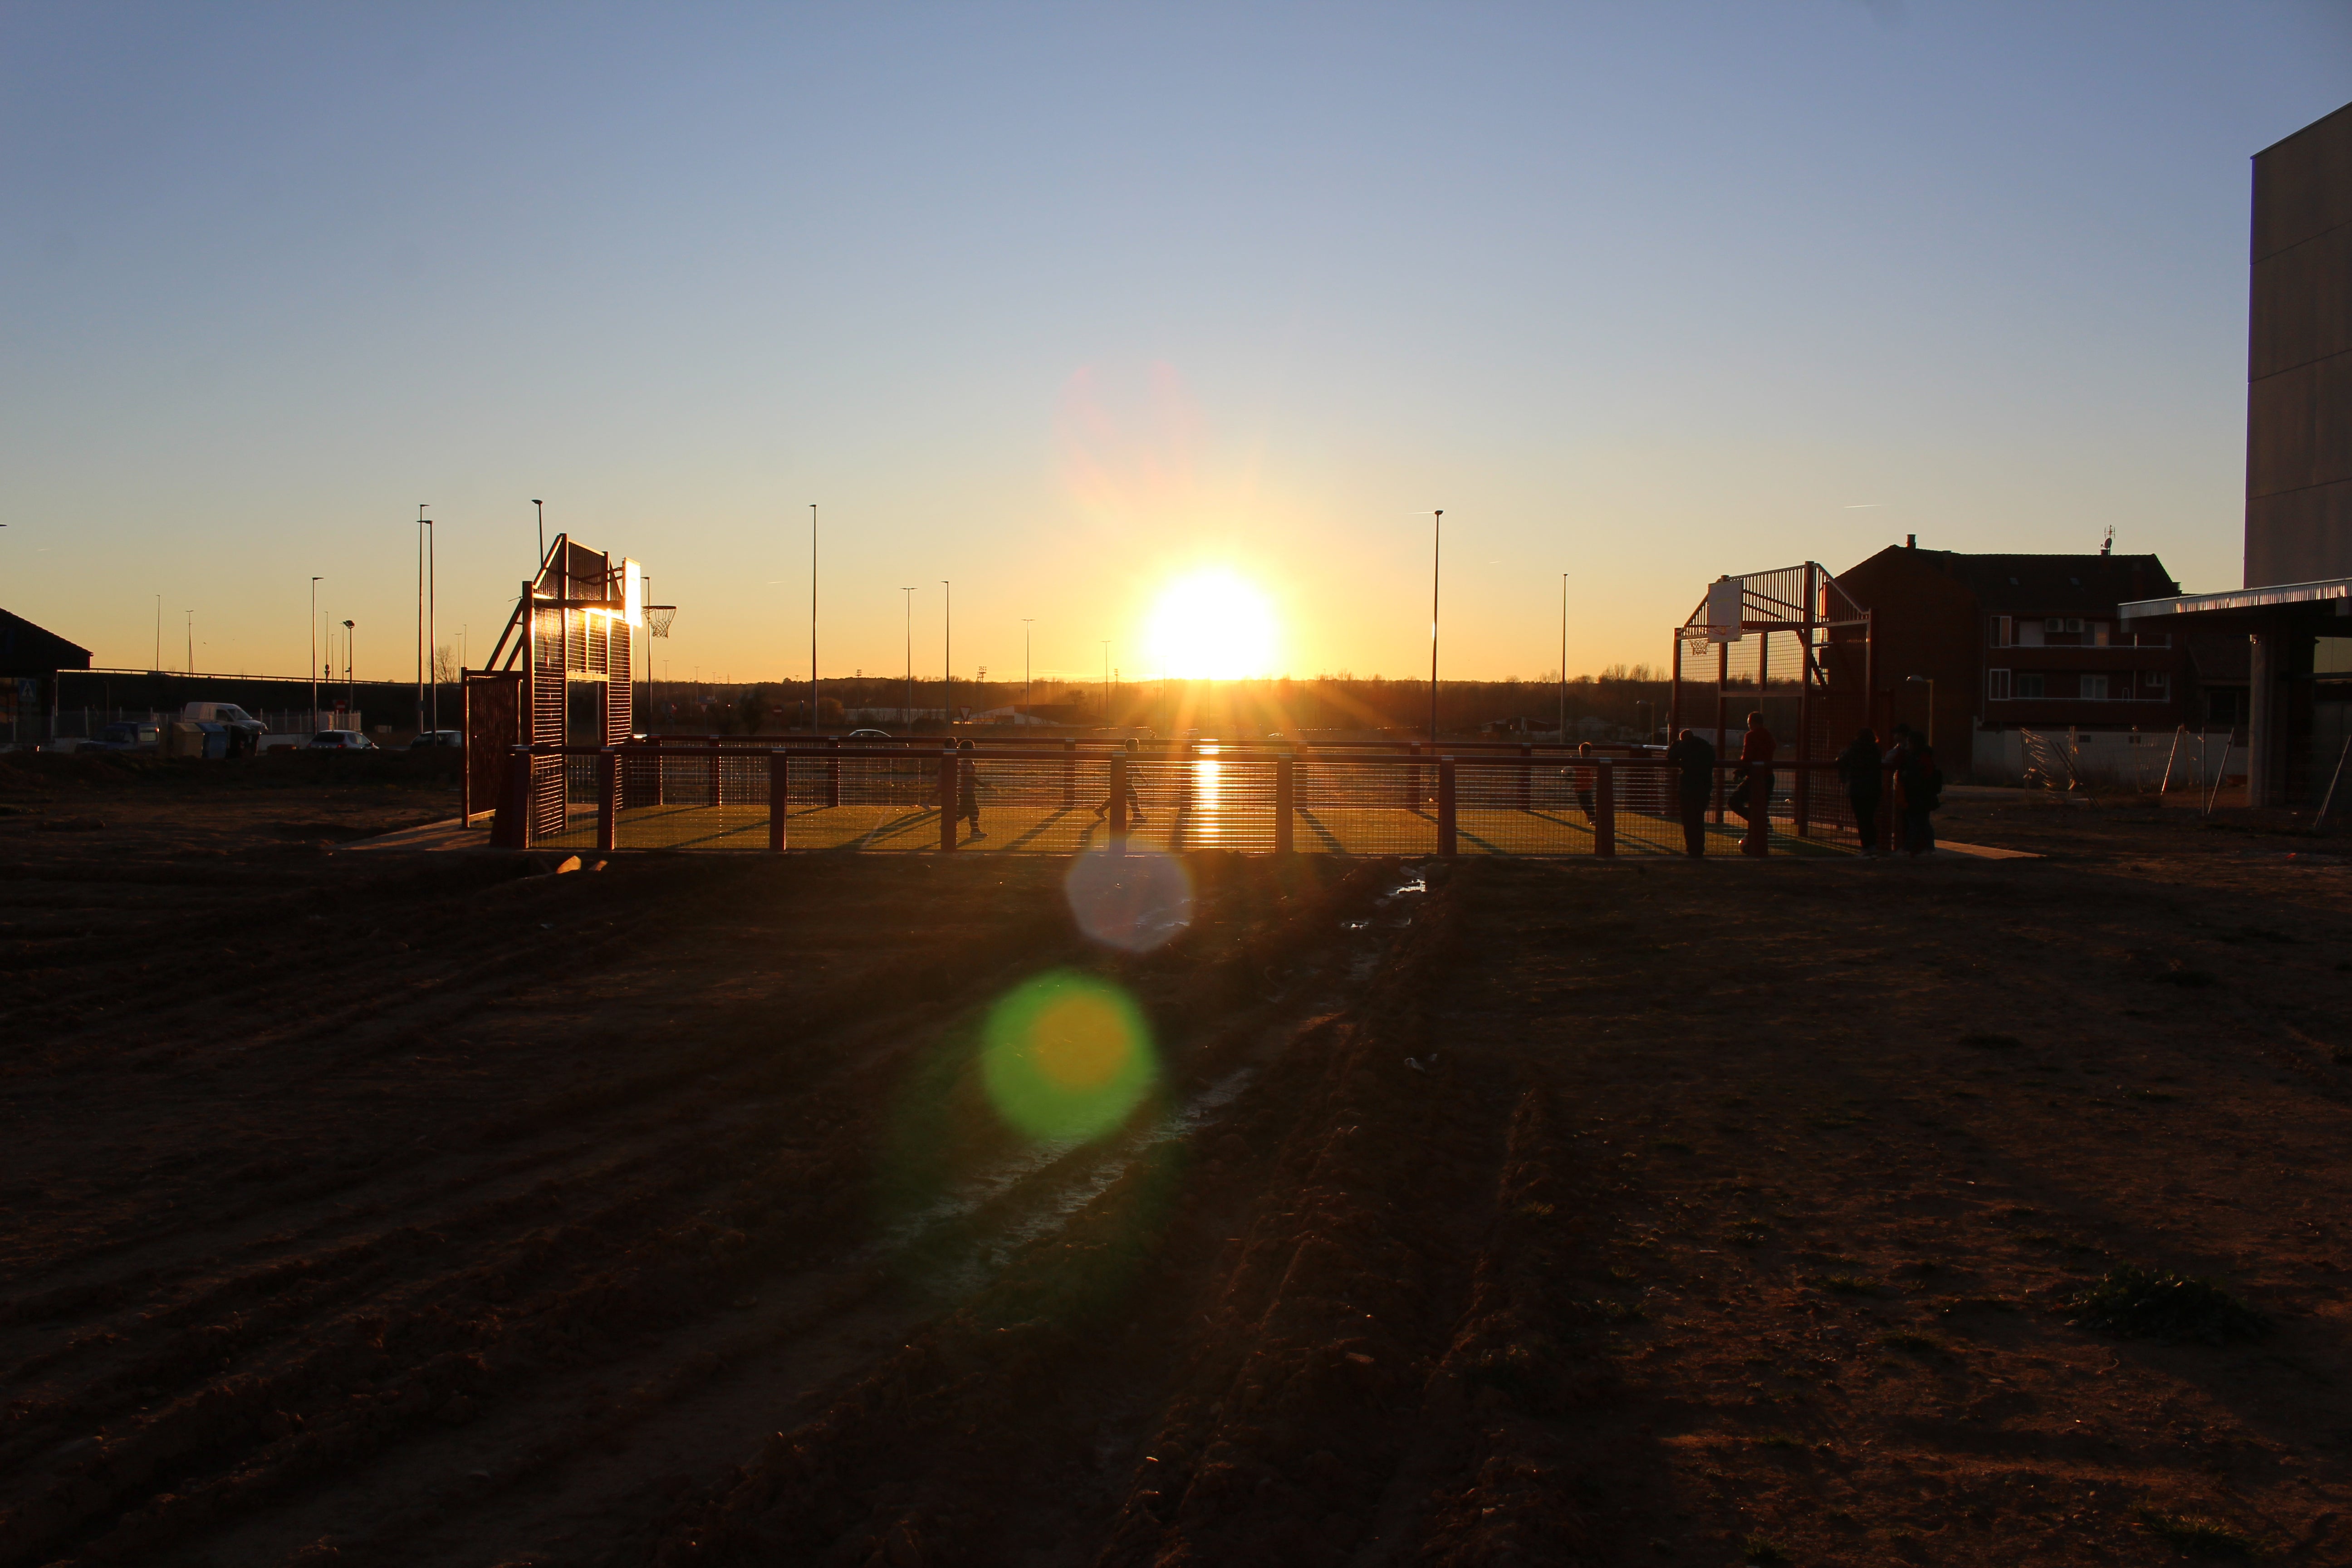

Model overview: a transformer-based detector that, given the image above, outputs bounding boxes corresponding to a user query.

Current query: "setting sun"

[1144,568,1279,679]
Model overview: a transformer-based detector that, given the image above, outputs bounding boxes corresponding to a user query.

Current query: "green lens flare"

[981,971,1156,1142]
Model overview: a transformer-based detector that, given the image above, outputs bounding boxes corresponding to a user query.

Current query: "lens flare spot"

[1063,847,1194,953]
[982,971,1156,1142]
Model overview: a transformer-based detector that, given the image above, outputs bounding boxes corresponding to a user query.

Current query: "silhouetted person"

[1731,711,1775,854]
[1665,727,1715,857]
[1092,737,1147,826]
[1897,734,1942,856]
[957,738,986,839]
[1568,741,1597,822]
[1836,726,1883,855]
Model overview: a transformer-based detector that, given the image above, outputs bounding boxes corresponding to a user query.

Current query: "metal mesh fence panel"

[1289,753,1442,856]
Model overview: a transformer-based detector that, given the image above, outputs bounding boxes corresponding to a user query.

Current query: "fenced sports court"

[460,545,1894,858]
[480,737,1872,858]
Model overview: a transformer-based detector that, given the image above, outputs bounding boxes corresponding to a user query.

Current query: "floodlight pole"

[428,513,436,734]
[1022,618,1034,722]
[416,505,430,738]
[343,619,356,721]
[809,503,819,735]
[1429,509,1443,744]
[1559,572,1568,742]
[902,588,916,728]
[533,500,544,573]
[942,580,952,730]
[185,610,193,675]
[311,577,322,731]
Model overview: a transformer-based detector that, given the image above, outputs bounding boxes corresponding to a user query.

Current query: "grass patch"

[2068,1265,2268,1345]
[1812,1273,1882,1296]
[1743,1535,1792,1566]
[2134,1508,2260,1555]
[1960,1031,2021,1050]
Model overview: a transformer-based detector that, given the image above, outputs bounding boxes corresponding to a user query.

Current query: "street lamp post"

[1429,509,1443,744]
[1022,618,1034,723]
[343,619,356,725]
[533,500,544,572]
[808,504,819,735]
[185,610,194,675]
[942,580,952,731]
[310,576,323,731]
[1558,572,1568,742]
[1101,641,1110,728]
[902,588,916,729]
[416,505,430,738]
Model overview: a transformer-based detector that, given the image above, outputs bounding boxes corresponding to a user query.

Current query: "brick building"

[1837,540,2191,780]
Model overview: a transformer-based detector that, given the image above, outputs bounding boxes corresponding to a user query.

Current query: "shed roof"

[0,609,93,676]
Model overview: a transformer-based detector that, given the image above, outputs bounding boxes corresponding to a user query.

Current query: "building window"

[1992,615,2013,647]
[2017,672,2046,699]
[2089,622,2110,647]
[2145,671,2169,698]
[2081,673,2109,701]
[1987,668,2012,701]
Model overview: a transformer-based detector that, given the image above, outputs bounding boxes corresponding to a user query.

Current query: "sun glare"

[1145,568,1277,679]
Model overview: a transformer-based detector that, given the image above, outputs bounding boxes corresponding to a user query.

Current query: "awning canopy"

[2119,577,2352,625]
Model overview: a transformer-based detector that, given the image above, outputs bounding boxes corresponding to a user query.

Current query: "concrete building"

[1837,540,2190,780]
[2122,101,2352,804]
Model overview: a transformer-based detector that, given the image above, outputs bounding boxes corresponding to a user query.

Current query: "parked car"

[409,730,462,750]
[307,731,377,751]
[181,701,266,740]
[845,728,892,740]
[89,720,163,751]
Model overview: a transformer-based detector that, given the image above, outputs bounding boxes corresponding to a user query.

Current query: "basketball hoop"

[646,604,678,638]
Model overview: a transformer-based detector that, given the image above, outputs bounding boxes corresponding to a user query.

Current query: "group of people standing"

[1835,723,1941,857]
[1645,714,1940,858]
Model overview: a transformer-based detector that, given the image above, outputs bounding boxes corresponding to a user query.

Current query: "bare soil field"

[3,757,2349,1567]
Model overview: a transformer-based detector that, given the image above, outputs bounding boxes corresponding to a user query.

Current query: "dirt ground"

[3,755,2349,1567]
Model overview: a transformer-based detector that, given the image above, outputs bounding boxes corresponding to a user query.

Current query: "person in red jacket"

[1730,712,1775,853]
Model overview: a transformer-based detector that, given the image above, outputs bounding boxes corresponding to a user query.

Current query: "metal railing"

[487,739,1882,857]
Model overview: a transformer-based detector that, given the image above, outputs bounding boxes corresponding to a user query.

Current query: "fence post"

[596,748,618,853]
[1743,764,1771,856]
[494,744,530,848]
[1438,756,1458,856]
[1109,751,1128,853]
[1595,761,1616,858]
[1063,739,1077,807]
[769,750,789,852]
[1275,755,1294,853]
[827,736,842,808]
[940,747,959,852]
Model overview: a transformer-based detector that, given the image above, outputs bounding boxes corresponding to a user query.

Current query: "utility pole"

[1429,509,1443,744]
[1022,618,1034,722]
[1559,572,1568,742]
[942,580,953,730]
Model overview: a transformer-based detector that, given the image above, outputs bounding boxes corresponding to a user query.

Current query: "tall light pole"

[185,610,194,675]
[416,505,429,737]
[942,580,952,731]
[311,576,323,730]
[154,595,161,673]
[1428,509,1443,744]
[343,620,355,722]
[902,588,916,727]
[808,504,819,734]
[1022,618,1034,722]
[532,500,544,573]
[427,514,437,734]
[1101,640,1111,728]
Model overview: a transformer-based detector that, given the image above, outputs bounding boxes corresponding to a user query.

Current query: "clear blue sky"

[4,2,2347,686]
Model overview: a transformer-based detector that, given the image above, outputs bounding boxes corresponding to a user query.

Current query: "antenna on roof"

[2101,525,2113,557]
